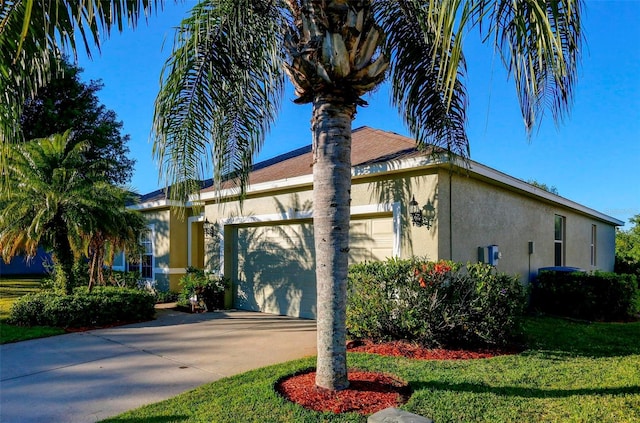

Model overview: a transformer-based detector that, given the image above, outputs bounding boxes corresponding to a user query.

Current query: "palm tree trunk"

[53,228,75,295]
[97,249,105,287]
[312,94,355,391]
[88,248,97,292]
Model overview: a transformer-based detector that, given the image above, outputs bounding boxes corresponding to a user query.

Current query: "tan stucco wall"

[169,212,189,269]
[561,209,616,272]
[190,221,205,268]
[168,274,183,292]
[148,163,617,294]
[203,170,441,272]
[359,170,440,260]
[444,171,617,283]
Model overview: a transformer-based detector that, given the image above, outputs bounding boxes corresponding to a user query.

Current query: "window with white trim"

[590,224,597,266]
[128,228,154,280]
[554,215,565,266]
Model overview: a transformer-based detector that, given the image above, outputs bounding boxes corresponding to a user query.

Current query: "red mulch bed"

[276,369,410,415]
[347,339,520,360]
[277,340,518,415]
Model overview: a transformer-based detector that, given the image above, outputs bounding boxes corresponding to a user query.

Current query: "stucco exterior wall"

[169,212,189,271]
[560,209,616,272]
[361,170,440,260]
[444,171,617,283]
[143,161,618,295]
[137,208,201,292]
[202,170,441,274]
[190,221,205,269]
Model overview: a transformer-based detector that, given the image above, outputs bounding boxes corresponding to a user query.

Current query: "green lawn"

[101,317,640,423]
[0,277,64,343]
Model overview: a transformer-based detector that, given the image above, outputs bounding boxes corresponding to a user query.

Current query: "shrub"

[8,287,156,328]
[107,269,142,289]
[347,258,526,348]
[531,270,639,321]
[41,261,88,294]
[178,267,229,311]
[155,290,179,304]
[615,256,640,283]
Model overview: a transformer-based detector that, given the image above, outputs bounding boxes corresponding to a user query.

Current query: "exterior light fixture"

[203,218,216,237]
[409,195,436,229]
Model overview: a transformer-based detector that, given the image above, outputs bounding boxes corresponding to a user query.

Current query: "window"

[590,224,597,266]
[554,215,565,266]
[140,231,153,279]
[127,228,154,280]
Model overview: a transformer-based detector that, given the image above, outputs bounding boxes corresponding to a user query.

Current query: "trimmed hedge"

[347,258,527,348]
[531,270,640,321]
[8,286,156,328]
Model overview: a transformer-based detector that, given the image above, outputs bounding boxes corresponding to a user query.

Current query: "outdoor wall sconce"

[203,218,216,237]
[409,195,436,228]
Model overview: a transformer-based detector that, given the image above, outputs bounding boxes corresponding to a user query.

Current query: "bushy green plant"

[178,268,229,311]
[347,258,526,348]
[41,261,88,293]
[531,270,639,321]
[155,290,179,304]
[107,269,142,289]
[8,287,156,328]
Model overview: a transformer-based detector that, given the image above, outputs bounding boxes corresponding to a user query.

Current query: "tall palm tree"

[0,131,94,293]
[151,0,582,390]
[0,130,145,294]
[1,0,584,390]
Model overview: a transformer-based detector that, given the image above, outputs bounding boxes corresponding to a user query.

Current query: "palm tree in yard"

[152,0,583,390]
[2,1,583,390]
[0,131,94,294]
[0,131,146,294]
[82,186,148,292]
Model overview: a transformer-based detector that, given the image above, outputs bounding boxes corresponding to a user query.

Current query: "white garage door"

[234,216,394,319]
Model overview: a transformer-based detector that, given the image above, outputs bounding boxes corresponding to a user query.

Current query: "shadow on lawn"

[521,316,640,358]
[411,381,640,399]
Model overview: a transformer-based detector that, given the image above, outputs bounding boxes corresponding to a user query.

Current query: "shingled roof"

[201,126,422,193]
[133,127,424,203]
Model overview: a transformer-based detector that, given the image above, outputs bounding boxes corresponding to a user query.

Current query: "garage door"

[234,216,394,319]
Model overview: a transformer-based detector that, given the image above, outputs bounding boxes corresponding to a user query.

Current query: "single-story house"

[122,126,623,319]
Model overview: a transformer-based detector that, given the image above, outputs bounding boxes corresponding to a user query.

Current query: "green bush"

[8,286,156,328]
[531,270,639,321]
[155,290,179,304]
[107,269,142,289]
[41,261,89,294]
[178,267,229,311]
[347,258,527,348]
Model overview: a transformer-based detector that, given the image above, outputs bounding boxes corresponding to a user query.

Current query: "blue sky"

[76,0,639,227]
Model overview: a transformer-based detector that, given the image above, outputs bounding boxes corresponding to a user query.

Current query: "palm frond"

[471,0,583,132]
[152,0,286,205]
[375,0,469,158]
[0,0,165,173]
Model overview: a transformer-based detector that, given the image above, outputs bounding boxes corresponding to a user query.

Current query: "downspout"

[449,170,453,260]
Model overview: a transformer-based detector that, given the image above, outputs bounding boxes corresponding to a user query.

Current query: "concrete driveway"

[0,309,317,423]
